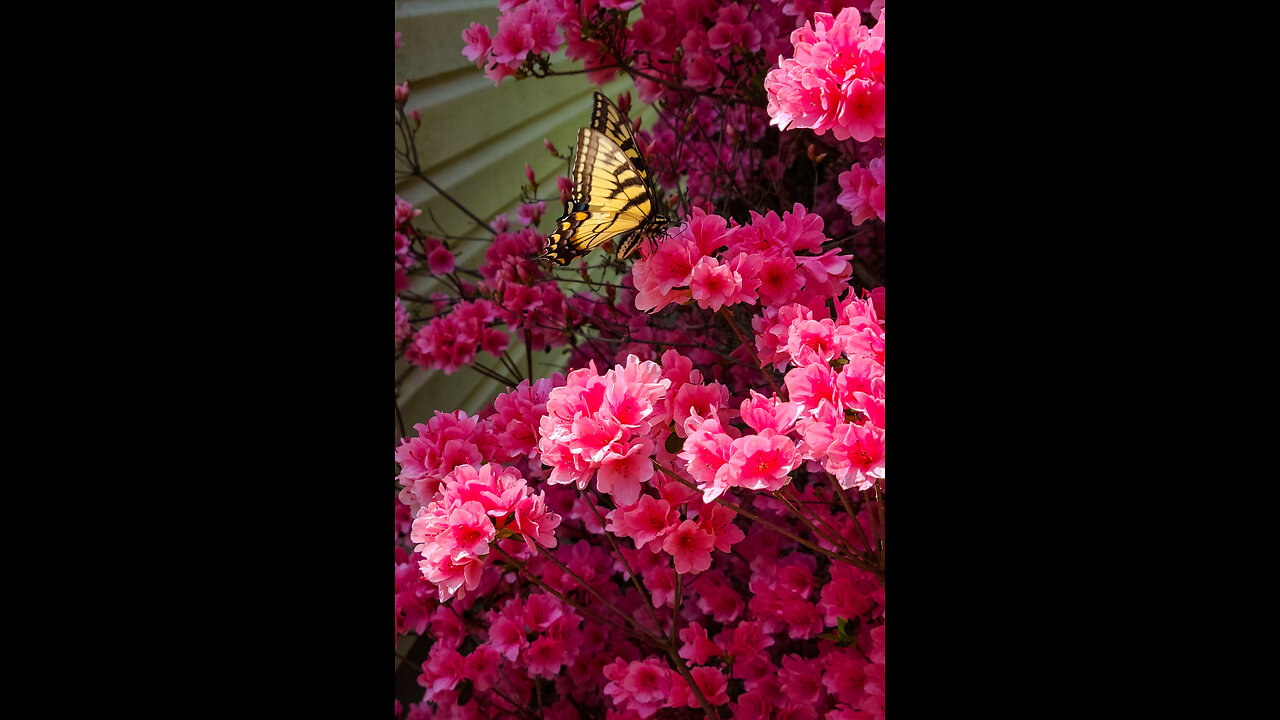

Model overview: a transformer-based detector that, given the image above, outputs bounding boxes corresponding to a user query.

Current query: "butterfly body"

[537,92,670,266]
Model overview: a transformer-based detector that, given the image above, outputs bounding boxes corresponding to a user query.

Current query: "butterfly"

[537,91,671,266]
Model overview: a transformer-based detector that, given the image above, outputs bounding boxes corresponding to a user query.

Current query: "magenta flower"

[525,635,569,679]
[678,622,723,665]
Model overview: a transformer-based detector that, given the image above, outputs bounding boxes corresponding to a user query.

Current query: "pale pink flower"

[679,414,736,502]
[445,500,496,560]
[837,158,885,225]
[672,381,730,437]
[723,429,798,492]
[510,490,562,551]
[662,519,716,574]
[764,7,885,142]
[824,421,885,490]
[689,256,739,311]
[538,356,671,499]
[738,390,801,435]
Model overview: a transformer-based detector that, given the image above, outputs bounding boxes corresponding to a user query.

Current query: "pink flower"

[525,635,569,679]
[488,614,529,661]
[427,246,455,275]
[461,22,491,64]
[824,421,885,490]
[395,298,412,346]
[728,619,774,659]
[662,519,716,574]
[786,317,840,367]
[621,657,674,709]
[523,592,564,631]
[462,644,502,691]
[510,490,562,551]
[518,200,546,226]
[837,157,885,225]
[672,381,730,437]
[538,356,671,499]
[723,429,799,493]
[678,415,736,502]
[593,430,655,504]
[690,256,740,311]
[491,0,563,65]
[764,7,885,142]
[685,666,730,707]
[445,500,496,560]
[779,654,826,706]
[738,390,801,435]
[696,502,746,553]
[678,621,723,665]
[695,571,745,623]
[610,493,676,549]
[417,643,464,701]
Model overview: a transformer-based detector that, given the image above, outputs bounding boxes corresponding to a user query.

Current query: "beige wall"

[394,1,651,425]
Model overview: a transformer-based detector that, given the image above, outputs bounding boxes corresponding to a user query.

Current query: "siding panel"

[395,1,653,424]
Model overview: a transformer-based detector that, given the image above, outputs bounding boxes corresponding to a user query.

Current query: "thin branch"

[581,493,664,635]
[491,544,655,646]
[533,543,664,643]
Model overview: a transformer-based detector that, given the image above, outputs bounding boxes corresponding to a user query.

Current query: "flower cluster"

[755,290,886,490]
[396,4,887,717]
[765,7,886,142]
[838,155,885,225]
[409,462,562,601]
[403,298,512,375]
[537,354,672,507]
[632,204,851,316]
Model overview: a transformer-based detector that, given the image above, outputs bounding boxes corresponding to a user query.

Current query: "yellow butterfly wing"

[589,91,652,184]
[538,126,660,266]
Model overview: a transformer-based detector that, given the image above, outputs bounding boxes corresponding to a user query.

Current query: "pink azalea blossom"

[662,519,716,574]
[764,7,885,141]
[684,666,731,707]
[462,644,502,691]
[837,157,885,224]
[525,635,570,679]
[461,22,491,64]
[523,592,564,631]
[609,493,676,550]
[488,614,529,661]
[723,429,798,493]
[678,414,735,502]
[678,621,723,665]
